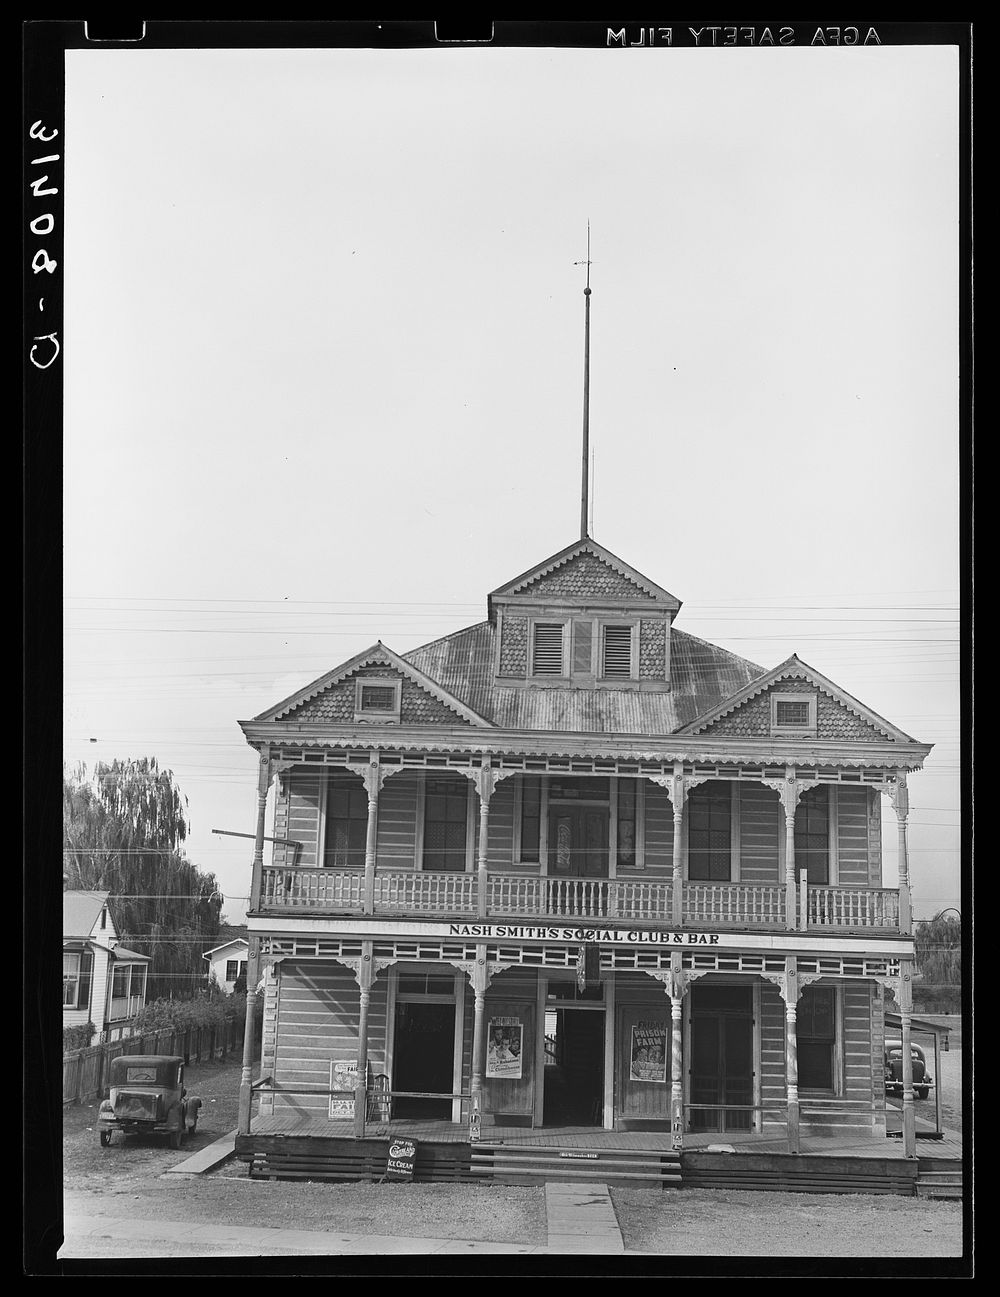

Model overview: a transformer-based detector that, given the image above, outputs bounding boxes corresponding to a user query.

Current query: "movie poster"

[486,1016,523,1079]
[629,1020,667,1082]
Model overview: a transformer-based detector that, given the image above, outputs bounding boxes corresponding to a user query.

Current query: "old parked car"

[884,1040,932,1101]
[97,1054,201,1148]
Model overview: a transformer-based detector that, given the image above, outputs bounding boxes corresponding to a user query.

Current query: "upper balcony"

[255,866,903,934]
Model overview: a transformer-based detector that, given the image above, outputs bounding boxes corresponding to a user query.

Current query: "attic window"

[354,677,402,723]
[601,624,634,678]
[771,691,817,735]
[532,623,566,676]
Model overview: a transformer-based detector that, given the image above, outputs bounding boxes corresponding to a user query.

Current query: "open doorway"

[392,1000,455,1119]
[543,1006,605,1126]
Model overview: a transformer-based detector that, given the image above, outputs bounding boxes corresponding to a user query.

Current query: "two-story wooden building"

[234,533,931,1178]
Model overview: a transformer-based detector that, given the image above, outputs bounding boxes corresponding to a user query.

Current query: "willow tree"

[63,758,222,1001]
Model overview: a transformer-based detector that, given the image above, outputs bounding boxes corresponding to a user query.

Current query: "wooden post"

[354,942,374,1138]
[362,758,381,915]
[783,774,799,930]
[477,768,493,920]
[237,936,261,1135]
[670,770,685,925]
[783,959,800,1154]
[894,773,912,934]
[668,959,686,1151]
[799,867,809,930]
[899,963,916,1158]
[469,947,490,1128]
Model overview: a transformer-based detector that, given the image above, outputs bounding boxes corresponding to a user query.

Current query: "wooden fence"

[62,1016,244,1106]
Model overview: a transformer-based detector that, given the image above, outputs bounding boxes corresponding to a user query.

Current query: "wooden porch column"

[668,957,688,1151]
[670,769,686,925]
[468,947,492,1136]
[893,772,913,934]
[237,936,262,1135]
[781,773,801,931]
[781,958,801,1154]
[361,757,383,915]
[353,941,374,1138]
[476,767,495,920]
[898,961,917,1158]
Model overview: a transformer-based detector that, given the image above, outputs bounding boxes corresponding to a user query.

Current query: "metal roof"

[403,622,766,735]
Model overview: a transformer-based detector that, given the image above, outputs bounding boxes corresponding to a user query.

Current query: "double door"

[689,985,755,1132]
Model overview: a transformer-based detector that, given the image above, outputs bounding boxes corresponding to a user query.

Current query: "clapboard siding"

[271,962,388,1115]
[485,776,517,867]
[739,783,781,884]
[639,780,673,875]
[836,788,871,886]
[377,772,419,868]
[759,980,788,1131]
[284,773,324,868]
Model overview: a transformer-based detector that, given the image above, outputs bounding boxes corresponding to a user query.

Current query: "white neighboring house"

[63,890,150,1043]
[203,938,249,994]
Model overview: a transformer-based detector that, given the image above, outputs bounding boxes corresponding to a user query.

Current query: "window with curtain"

[687,783,732,881]
[63,950,92,1009]
[423,777,469,871]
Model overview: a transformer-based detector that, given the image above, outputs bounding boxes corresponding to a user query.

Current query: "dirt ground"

[57,1052,967,1264]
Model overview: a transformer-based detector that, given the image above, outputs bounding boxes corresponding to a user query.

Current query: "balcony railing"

[257,867,903,932]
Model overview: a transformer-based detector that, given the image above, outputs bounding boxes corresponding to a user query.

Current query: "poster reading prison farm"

[486,1017,523,1079]
[630,1021,668,1082]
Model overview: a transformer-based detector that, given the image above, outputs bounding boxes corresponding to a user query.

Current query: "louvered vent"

[603,624,633,678]
[532,623,564,675]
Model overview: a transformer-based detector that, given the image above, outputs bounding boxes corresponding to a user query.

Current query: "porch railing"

[257,866,903,931]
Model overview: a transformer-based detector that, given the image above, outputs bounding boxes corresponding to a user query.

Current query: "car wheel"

[916,1087,929,1100]
[187,1119,198,1136]
[99,1130,112,1148]
[168,1127,184,1150]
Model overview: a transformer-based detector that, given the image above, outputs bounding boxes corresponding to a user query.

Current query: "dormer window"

[771,691,818,736]
[354,677,402,723]
[531,622,566,676]
[601,623,635,679]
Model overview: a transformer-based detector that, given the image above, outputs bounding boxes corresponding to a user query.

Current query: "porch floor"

[247,1110,962,1160]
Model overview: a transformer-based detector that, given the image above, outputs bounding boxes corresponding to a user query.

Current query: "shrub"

[63,1022,96,1052]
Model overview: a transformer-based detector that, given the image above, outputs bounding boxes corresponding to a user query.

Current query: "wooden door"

[548,806,609,877]
[689,985,753,1132]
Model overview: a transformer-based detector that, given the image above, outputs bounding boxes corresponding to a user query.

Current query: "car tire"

[99,1130,112,1148]
[916,1087,929,1100]
[187,1119,198,1136]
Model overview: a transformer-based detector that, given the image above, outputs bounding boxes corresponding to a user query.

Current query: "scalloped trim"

[687,664,896,740]
[505,542,662,599]
[270,647,489,727]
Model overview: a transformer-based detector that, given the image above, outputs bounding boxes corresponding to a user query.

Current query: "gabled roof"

[202,937,249,960]
[488,537,681,616]
[250,641,492,727]
[677,654,919,742]
[63,890,111,940]
[109,946,150,963]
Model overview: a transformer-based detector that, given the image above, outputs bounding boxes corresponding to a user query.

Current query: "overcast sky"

[62,44,961,923]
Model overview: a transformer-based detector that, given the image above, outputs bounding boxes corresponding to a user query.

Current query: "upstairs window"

[771,691,817,735]
[519,775,541,864]
[687,783,732,881]
[354,677,401,723]
[795,786,830,885]
[324,776,368,868]
[423,776,470,872]
[531,623,565,675]
[601,624,634,678]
